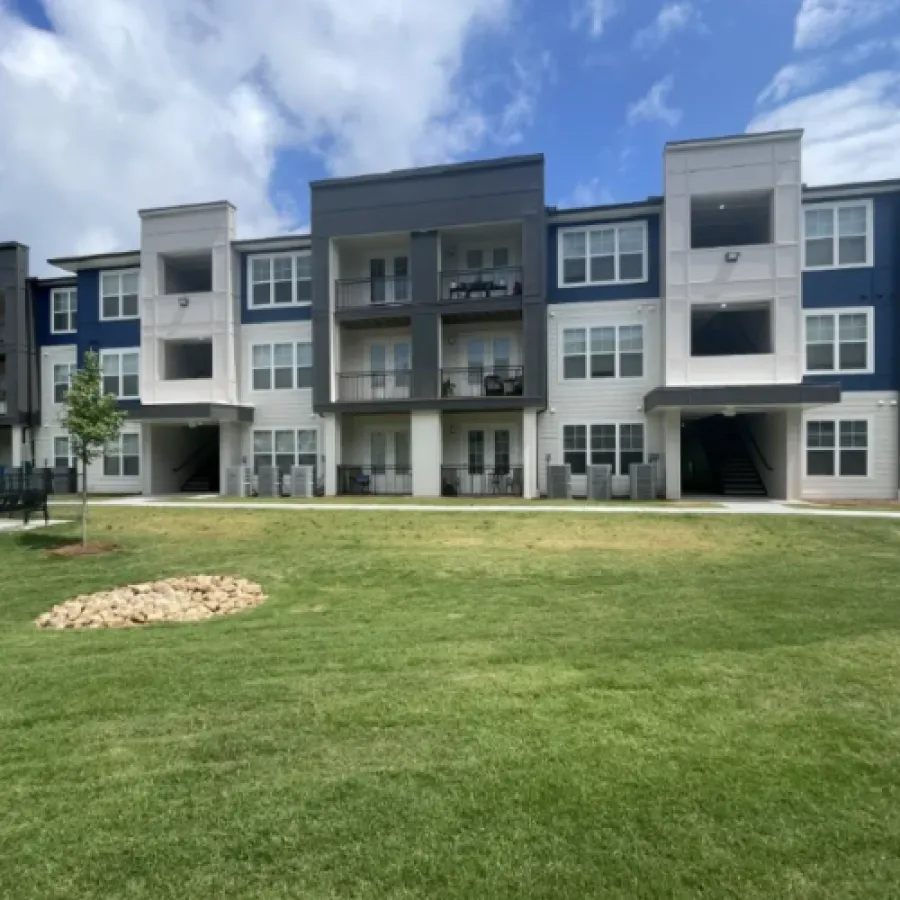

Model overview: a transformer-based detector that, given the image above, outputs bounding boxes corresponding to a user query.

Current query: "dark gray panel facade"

[0,243,39,431]
[123,403,254,423]
[311,155,547,414]
[644,383,841,412]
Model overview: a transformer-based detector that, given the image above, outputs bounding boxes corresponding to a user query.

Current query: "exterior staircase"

[699,417,767,498]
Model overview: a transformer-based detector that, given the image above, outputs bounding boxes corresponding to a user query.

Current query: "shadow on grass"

[15,531,78,552]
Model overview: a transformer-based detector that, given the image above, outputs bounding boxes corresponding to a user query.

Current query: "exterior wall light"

[725,251,741,263]
[178,296,190,308]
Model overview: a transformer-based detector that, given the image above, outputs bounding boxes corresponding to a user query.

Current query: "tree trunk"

[81,456,88,548]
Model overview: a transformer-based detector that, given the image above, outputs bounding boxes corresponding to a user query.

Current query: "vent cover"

[586,464,613,501]
[629,463,657,501]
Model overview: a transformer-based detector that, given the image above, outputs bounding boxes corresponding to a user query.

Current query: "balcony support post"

[411,410,441,497]
[522,409,538,499]
[324,413,341,496]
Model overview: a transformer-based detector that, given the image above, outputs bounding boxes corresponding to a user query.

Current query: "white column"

[140,424,153,495]
[785,408,803,501]
[323,413,341,496]
[522,409,538,499]
[663,409,682,500]
[11,425,24,467]
[411,411,441,497]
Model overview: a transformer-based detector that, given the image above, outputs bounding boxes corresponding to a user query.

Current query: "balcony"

[337,464,412,495]
[440,266,523,303]
[441,465,524,497]
[440,366,524,399]
[336,276,411,311]
[337,370,411,402]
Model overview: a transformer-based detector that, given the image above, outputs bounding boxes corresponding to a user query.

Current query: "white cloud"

[562,178,614,208]
[748,71,900,184]
[627,75,682,126]
[795,0,900,50]
[757,62,826,106]
[0,0,523,273]
[633,2,698,52]
[572,0,619,38]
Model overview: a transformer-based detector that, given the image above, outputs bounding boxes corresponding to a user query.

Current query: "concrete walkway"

[49,496,900,520]
[0,519,69,533]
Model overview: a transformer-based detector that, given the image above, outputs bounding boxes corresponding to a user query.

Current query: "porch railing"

[338,371,412,401]
[441,465,524,497]
[337,465,412,496]
[440,266,523,302]
[440,366,524,399]
[336,276,412,310]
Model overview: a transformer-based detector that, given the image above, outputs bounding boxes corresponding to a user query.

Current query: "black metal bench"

[0,470,50,526]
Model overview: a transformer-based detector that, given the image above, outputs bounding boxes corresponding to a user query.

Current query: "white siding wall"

[539,298,663,496]
[801,391,898,500]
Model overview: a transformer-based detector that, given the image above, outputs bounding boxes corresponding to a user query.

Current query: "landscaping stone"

[34,575,266,630]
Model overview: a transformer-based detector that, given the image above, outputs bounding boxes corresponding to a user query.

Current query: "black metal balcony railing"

[336,276,412,310]
[440,266,523,302]
[440,366,524,399]
[338,370,412,402]
[441,465,524,497]
[337,465,412,496]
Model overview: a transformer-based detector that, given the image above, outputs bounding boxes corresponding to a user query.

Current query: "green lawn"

[2,508,899,898]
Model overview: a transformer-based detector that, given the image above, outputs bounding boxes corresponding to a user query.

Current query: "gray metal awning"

[644,383,841,413]
[121,403,254,424]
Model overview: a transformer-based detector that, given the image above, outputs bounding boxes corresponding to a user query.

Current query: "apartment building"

[6,128,899,502]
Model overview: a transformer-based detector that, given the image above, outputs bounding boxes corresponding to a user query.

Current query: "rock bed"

[35,575,266,629]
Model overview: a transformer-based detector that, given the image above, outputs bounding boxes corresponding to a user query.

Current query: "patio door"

[460,427,516,494]
[465,336,515,393]
[370,341,411,398]
[370,256,408,305]
[369,429,411,493]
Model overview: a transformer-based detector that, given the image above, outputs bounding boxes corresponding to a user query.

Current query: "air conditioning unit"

[629,463,657,501]
[225,466,250,497]
[547,464,572,500]
[290,465,315,498]
[256,465,280,498]
[586,464,613,501]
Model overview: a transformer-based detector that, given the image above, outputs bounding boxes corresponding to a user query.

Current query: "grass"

[2,508,900,898]
[159,494,723,507]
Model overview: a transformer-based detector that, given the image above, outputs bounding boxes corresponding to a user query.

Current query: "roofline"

[311,153,545,189]
[0,241,28,250]
[666,129,804,151]
[47,249,141,273]
[31,275,77,287]
[803,177,900,199]
[232,234,311,251]
[139,200,235,217]
[548,197,663,222]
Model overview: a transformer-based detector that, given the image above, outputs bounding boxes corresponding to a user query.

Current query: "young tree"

[61,351,127,546]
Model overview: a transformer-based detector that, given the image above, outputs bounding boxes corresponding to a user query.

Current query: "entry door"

[463,428,515,494]
[465,336,515,390]
[370,256,409,305]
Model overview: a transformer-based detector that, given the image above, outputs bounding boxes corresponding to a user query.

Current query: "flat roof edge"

[138,200,235,217]
[666,129,804,151]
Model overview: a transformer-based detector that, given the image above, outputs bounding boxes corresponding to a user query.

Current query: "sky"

[0,0,899,273]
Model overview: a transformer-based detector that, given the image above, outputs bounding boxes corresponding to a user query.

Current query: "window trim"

[247,251,313,309]
[50,287,77,334]
[803,307,874,376]
[99,348,141,400]
[802,199,874,271]
[249,341,313,391]
[103,432,141,478]
[53,362,77,404]
[562,421,647,477]
[559,322,646,382]
[53,434,76,469]
[252,428,319,474]
[557,221,649,289]
[99,268,141,322]
[803,415,872,479]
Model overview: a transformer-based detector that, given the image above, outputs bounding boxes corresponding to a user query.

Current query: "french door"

[370,256,409,305]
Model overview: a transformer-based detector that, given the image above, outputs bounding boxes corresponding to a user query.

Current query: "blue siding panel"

[239,253,313,324]
[34,282,77,348]
[75,269,141,363]
[547,214,661,303]
[803,192,900,393]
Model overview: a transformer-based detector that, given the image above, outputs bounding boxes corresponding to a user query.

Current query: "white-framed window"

[565,422,646,476]
[53,362,77,403]
[51,288,77,334]
[53,435,76,469]
[803,200,873,269]
[252,428,318,474]
[561,324,645,380]
[100,269,140,321]
[103,433,140,477]
[248,252,312,308]
[804,309,872,374]
[250,342,312,390]
[558,221,647,287]
[805,419,869,477]
[100,349,140,399]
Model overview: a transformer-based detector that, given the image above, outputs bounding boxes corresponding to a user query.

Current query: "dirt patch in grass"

[46,542,119,558]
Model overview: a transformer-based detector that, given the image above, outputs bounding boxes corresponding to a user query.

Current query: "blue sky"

[0,0,898,271]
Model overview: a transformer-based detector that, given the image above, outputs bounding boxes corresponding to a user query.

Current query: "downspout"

[25,277,37,465]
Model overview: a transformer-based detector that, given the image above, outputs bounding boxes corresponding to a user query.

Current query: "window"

[559,222,647,287]
[53,363,76,403]
[467,339,485,386]
[494,430,510,473]
[103,433,139,477]
[493,338,511,373]
[101,350,140,399]
[563,425,587,475]
[590,424,616,470]
[468,430,485,475]
[297,430,317,468]
[806,420,868,477]
[466,249,484,271]
[804,201,872,269]
[51,288,77,334]
[691,191,773,249]
[250,342,313,390]
[100,270,139,320]
[274,430,296,474]
[54,436,75,469]
[253,430,273,474]
[249,252,312,307]
[562,324,644,380]
[619,424,645,474]
[371,432,387,474]
[804,310,872,374]
[253,428,318,475]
